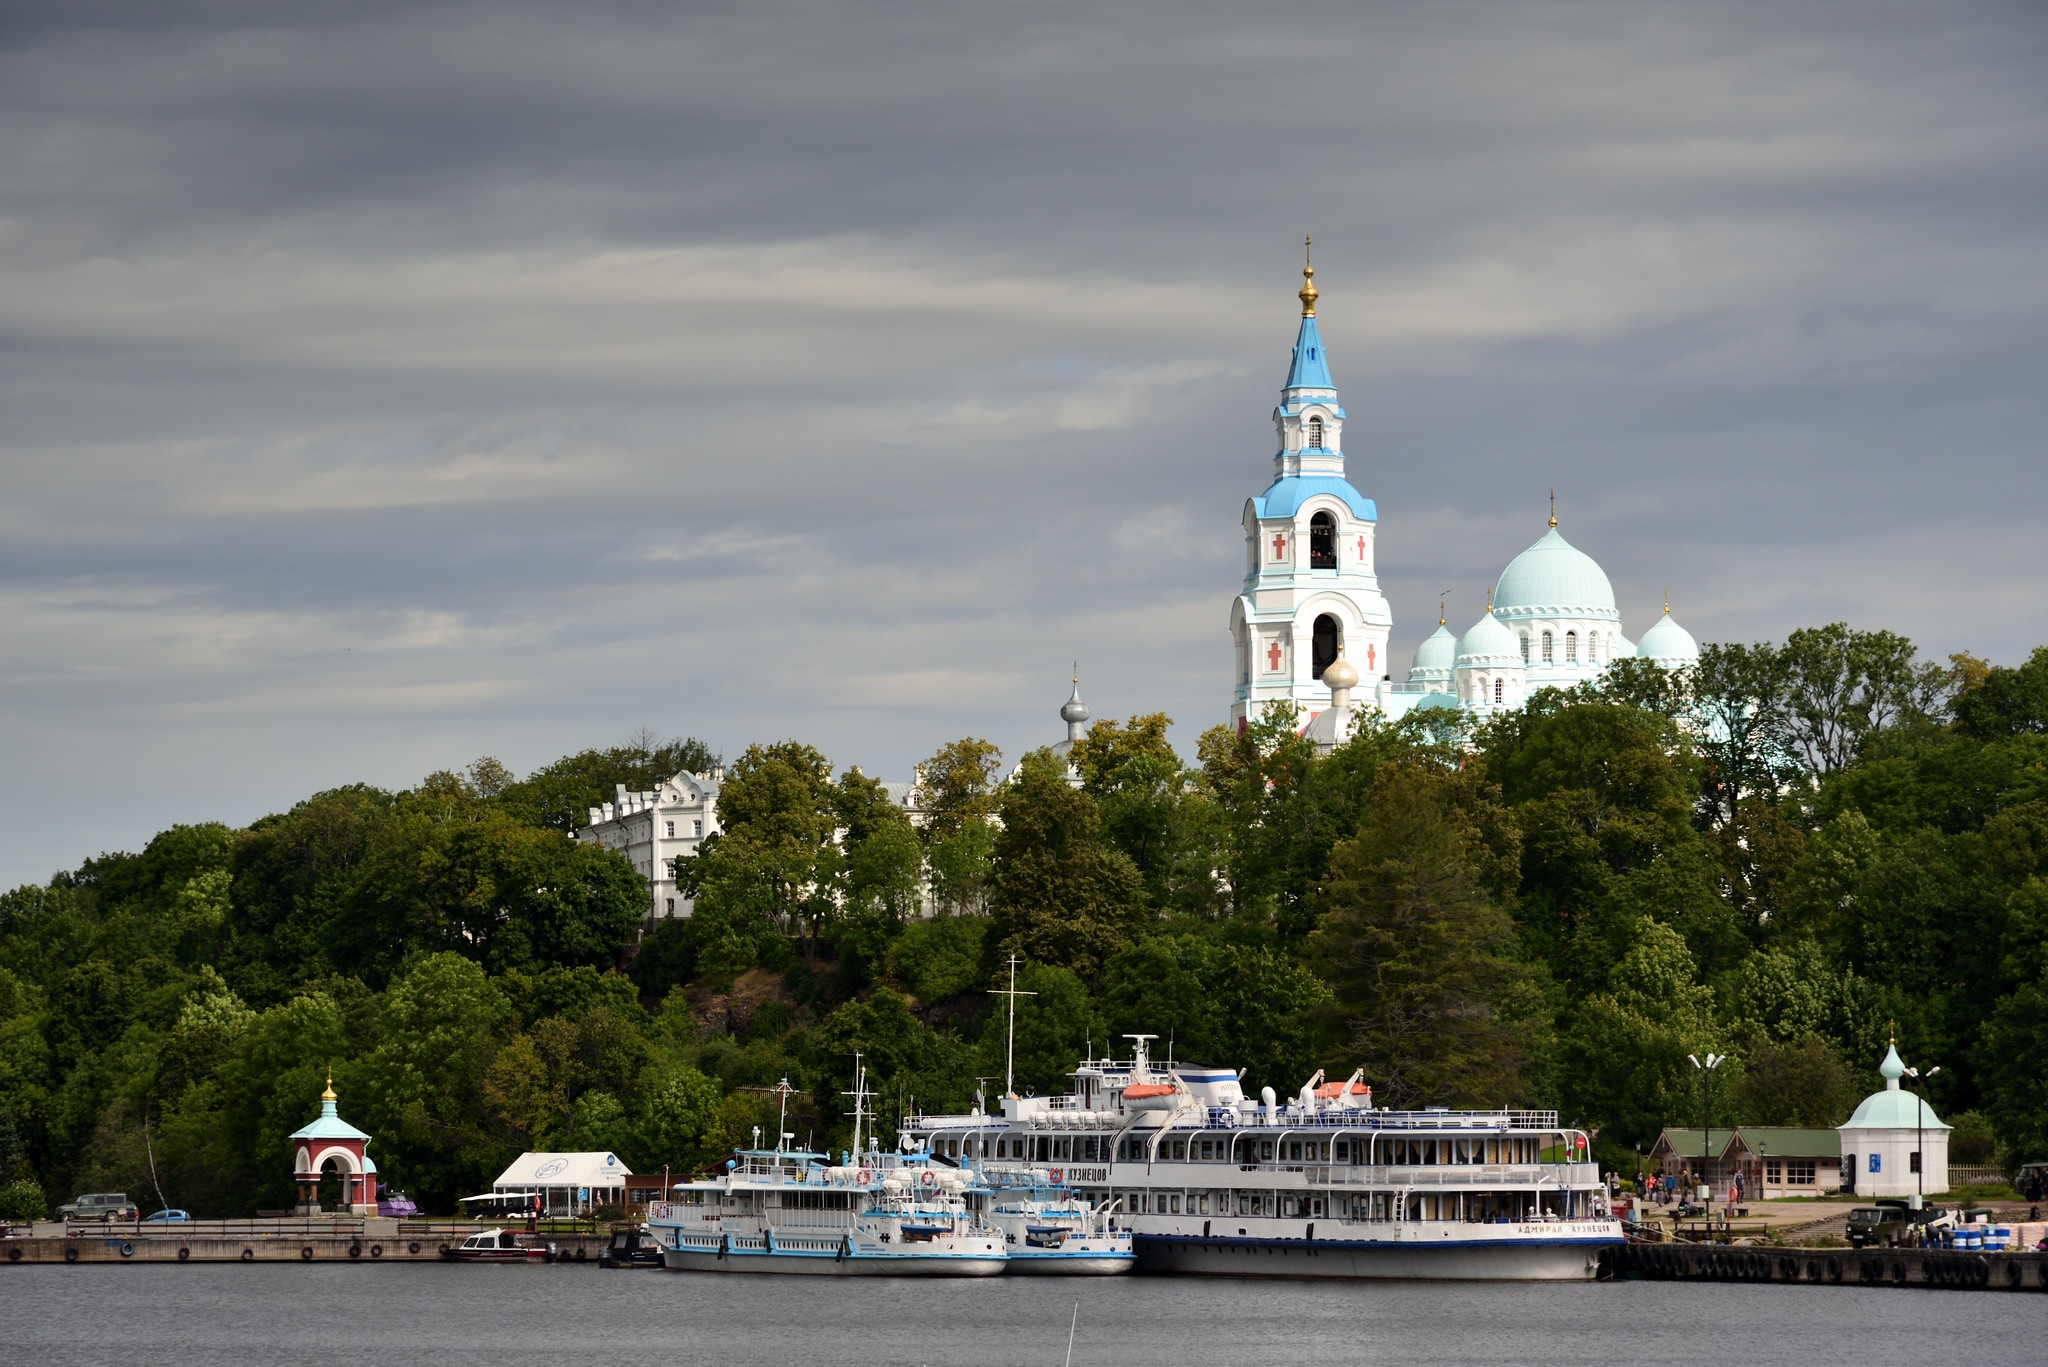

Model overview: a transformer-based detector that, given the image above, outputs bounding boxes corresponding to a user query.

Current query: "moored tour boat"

[446,1229,555,1262]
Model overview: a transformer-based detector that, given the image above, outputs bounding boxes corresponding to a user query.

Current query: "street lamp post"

[1903,1062,1941,1213]
[1688,1053,1725,1229]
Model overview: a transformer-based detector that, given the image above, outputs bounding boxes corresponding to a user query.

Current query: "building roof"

[490,1151,633,1189]
[1841,1043,1951,1131]
[1456,610,1521,664]
[1652,1126,1843,1161]
[289,1096,371,1144]
[1250,475,1376,522]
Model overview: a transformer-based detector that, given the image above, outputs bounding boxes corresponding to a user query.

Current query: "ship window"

[1306,415,1324,449]
[1566,630,1579,663]
[1334,1141,1348,1162]
[1170,1194,1182,1213]
[1259,1141,1273,1161]
[1541,631,1554,663]
[1309,512,1337,568]
[1312,614,1340,679]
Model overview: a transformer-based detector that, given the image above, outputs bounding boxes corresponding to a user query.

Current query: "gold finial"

[1298,235,1318,317]
[1548,489,1557,529]
[1439,597,1447,627]
[322,1068,337,1103]
[1486,586,1493,612]
[1888,1020,1896,1046]
[1663,590,1670,616]
[1072,661,1079,685]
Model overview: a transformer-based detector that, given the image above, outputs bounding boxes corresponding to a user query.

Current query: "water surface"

[8,1264,2029,1366]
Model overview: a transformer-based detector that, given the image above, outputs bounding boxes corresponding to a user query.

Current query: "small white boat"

[973,1168,1134,1275]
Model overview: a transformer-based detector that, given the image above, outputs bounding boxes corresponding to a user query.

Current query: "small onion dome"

[1636,606,1700,669]
[1060,677,1090,725]
[1321,652,1359,692]
[1455,611,1521,666]
[1410,622,1457,676]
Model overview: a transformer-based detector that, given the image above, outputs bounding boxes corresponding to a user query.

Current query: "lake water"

[7,1264,2034,1366]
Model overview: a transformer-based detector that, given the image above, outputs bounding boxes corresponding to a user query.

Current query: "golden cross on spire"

[1548,489,1557,528]
[1298,235,1318,317]
[1663,589,1671,616]
[322,1067,337,1103]
[1439,597,1447,627]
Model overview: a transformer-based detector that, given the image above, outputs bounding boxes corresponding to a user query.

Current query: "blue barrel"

[1960,1229,1981,1250]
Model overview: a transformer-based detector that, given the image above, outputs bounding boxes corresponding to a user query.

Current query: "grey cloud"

[1,0,2045,883]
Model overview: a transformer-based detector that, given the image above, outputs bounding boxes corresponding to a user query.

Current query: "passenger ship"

[645,1069,1005,1276]
[904,1036,1620,1281]
[969,1165,1134,1274]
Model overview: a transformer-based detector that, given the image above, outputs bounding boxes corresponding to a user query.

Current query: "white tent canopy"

[461,1151,633,1217]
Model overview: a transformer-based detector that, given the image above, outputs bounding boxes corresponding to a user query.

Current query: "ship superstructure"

[903,1036,1620,1280]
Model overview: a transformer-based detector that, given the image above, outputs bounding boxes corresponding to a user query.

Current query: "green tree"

[1560,920,1724,1151]
[1726,1033,1860,1126]
[1775,624,1941,778]
[915,738,1003,847]
[1307,763,1548,1108]
[498,735,720,832]
[1953,646,2048,741]
[986,750,1147,981]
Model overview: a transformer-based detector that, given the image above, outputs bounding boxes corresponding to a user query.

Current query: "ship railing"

[1291,1161,1602,1189]
[1198,1107,1562,1131]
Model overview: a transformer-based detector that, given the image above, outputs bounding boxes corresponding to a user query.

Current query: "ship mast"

[992,954,1036,1098]
[842,1053,869,1158]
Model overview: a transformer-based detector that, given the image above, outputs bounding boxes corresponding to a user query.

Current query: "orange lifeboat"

[1122,1082,1179,1111]
[1315,1081,1369,1101]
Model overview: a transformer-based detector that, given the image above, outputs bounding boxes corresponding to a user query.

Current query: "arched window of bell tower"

[1306,415,1325,449]
[1309,512,1337,569]
[1312,614,1340,680]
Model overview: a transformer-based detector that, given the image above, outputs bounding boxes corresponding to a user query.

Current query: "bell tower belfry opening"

[1229,241,1391,735]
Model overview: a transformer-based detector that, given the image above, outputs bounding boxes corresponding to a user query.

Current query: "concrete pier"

[1604,1241,2048,1291]
[2,1219,615,1265]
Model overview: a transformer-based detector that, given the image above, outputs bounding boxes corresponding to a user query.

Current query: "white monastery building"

[1230,246,1700,747]
[576,769,725,920]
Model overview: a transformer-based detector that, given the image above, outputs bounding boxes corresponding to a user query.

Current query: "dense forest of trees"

[2,631,2045,1219]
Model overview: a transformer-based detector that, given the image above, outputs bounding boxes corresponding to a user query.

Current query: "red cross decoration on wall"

[1271,533,1287,561]
[1266,641,1284,671]
[1356,535,1366,561]
[1367,644,1376,672]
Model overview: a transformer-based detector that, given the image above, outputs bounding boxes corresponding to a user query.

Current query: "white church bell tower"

[1229,242,1392,732]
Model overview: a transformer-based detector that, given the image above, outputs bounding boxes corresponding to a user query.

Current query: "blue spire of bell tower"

[1284,236,1334,391]
[1286,314,1333,390]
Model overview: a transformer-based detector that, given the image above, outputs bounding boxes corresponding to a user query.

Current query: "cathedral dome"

[1456,611,1521,665]
[1636,608,1700,669]
[1411,622,1456,676]
[1493,528,1618,619]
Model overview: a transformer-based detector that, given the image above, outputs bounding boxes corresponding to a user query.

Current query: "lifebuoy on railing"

[857,1168,872,1185]
[1047,1167,1064,1185]
[918,1170,938,1189]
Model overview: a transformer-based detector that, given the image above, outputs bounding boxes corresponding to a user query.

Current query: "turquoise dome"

[1456,611,1521,663]
[1492,528,1618,618]
[1636,611,1699,667]
[1841,1044,1950,1131]
[1411,622,1456,675]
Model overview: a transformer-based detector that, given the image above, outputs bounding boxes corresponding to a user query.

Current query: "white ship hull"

[1003,1253,1136,1275]
[1132,1221,1618,1281]
[659,1229,1005,1277]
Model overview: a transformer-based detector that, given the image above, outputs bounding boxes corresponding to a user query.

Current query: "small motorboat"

[446,1229,555,1262]
[598,1228,666,1269]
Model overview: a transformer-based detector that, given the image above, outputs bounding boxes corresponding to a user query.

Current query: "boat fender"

[370,1244,383,1258]
[119,1242,134,1258]
[348,1241,362,1258]
[65,1246,79,1263]
[574,1246,585,1262]
[301,1246,314,1261]
[6,1246,20,1262]
[177,1246,190,1262]
[408,1241,421,1255]
[241,1248,254,1262]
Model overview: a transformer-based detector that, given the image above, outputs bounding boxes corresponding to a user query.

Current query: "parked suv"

[60,1192,139,1223]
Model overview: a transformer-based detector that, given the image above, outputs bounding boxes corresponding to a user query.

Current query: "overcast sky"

[2,0,2045,886]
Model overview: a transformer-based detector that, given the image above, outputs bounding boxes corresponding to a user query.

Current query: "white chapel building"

[576,769,725,920]
[1229,254,1701,746]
